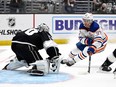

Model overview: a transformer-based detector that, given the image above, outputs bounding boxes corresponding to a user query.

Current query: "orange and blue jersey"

[77,21,108,54]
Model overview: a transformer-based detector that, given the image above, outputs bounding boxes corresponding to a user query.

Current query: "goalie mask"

[36,23,49,32]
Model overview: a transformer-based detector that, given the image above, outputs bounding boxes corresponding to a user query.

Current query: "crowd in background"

[93,0,116,14]
[0,0,116,14]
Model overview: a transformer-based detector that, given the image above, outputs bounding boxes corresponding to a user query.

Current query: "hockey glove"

[87,46,96,55]
[85,38,93,46]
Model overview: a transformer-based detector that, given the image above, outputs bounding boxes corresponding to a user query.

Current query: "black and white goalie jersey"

[12,28,53,50]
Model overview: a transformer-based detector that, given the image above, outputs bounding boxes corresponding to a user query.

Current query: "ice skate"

[29,67,44,76]
[99,66,112,72]
[61,59,68,64]
[27,65,37,73]
[29,60,49,76]
[61,59,76,66]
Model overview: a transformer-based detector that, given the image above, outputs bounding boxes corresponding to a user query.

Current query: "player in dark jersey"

[99,49,116,74]
[3,23,61,76]
[61,13,108,66]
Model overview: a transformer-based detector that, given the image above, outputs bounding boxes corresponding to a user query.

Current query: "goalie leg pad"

[3,58,28,70]
[30,60,49,75]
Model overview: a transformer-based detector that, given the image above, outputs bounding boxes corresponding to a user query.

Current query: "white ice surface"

[0,43,116,87]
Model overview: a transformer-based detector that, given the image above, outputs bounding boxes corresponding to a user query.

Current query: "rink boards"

[0,14,116,45]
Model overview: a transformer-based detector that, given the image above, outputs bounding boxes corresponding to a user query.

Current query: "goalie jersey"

[12,28,53,50]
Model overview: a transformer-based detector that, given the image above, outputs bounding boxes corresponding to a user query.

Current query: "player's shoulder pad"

[79,23,86,30]
[90,21,100,32]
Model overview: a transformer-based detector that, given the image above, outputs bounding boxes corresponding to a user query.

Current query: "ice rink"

[0,43,116,87]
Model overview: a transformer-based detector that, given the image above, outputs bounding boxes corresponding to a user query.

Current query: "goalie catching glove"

[46,47,61,73]
[28,46,61,76]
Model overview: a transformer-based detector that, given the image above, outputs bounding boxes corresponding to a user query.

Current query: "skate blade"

[29,73,44,76]
[97,69,111,74]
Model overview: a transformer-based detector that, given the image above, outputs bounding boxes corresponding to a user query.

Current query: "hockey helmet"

[36,23,49,32]
[82,13,93,23]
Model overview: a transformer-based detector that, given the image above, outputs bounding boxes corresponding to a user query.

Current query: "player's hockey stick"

[114,73,116,79]
[88,55,91,73]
